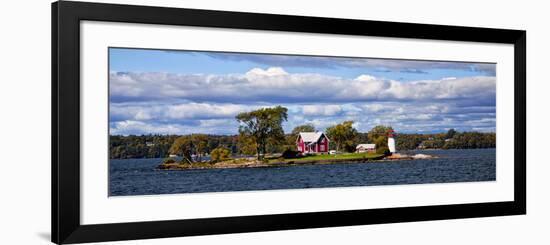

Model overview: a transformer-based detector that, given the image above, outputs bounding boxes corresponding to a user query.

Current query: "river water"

[109,148,495,196]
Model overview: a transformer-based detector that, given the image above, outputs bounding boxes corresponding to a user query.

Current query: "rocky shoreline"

[157,153,437,170]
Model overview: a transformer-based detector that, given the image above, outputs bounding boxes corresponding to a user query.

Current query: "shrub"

[162,158,176,164]
[376,146,390,155]
[282,149,300,159]
[210,147,231,163]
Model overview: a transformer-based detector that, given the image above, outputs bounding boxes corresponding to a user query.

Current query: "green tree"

[169,136,193,164]
[367,125,393,142]
[442,132,496,149]
[210,147,231,163]
[191,134,208,162]
[445,128,457,139]
[422,139,444,149]
[284,124,317,150]
[395,133,423,150]
[236,106,288,160]
[373,136,389,155]
[237,133,257,156]
[291,124,316,135]
[326,121,358,153]
[367,125,394,153]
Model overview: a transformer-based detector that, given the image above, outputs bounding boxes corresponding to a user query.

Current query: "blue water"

[109,148,495,196]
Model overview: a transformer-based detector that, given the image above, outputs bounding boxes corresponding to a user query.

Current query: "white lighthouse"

[387,129,396,154]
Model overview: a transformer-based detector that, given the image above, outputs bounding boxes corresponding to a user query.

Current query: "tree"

[445,128,457,139]
[109,134,178,159]
[291,124,316,135]
[373,136,389,155]
[326,121,358,153]
[284,124,317,150]
[367,125,394,154]
[421,139,444,149]
[442,131,495,149]
[169,136,193,164]
[236,106,288,160]
[168,134,210,163]
[210,147,231,163]
[237,133,257,156]
[367,125,393,141]
[395,133,423,150]
[191,134,208,162]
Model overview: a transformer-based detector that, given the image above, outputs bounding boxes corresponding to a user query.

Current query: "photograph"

[42,1,534,243]
[108,48,497,196]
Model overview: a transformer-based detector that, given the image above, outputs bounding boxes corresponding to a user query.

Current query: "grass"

[290,152,384,162]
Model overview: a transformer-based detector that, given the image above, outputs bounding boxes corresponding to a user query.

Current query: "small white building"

[356,144,376,153]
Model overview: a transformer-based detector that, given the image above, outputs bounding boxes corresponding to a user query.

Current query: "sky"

[109,48,496,136]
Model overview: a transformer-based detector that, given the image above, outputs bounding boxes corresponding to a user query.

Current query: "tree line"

[109,134,239,159]
[396,129,496,150]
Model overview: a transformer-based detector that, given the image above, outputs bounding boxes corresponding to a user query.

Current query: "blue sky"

[109,47,496,135]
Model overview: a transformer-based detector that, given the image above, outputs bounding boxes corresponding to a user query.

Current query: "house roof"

[298,132,329,143]
[356,144,376,149]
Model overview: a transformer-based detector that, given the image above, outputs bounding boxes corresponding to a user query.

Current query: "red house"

[296,132,330,154]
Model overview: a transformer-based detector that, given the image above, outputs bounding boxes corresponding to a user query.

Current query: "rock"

[412,154,433,159]
[385,153,411,159]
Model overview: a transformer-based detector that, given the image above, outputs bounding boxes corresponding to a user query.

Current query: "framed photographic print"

[52,1,526,244]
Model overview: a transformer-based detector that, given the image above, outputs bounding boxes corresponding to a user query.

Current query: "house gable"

[296,132,330,153]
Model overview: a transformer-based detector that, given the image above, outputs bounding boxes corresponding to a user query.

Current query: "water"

[109,148,495,196]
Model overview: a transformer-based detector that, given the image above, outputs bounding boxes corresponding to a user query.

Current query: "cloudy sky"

[109,48,496,136]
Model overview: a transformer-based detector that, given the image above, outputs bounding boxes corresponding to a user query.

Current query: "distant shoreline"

[110,147,495,160]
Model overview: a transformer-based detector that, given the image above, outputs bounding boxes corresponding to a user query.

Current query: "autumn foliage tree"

[191,134,208,162]
[326,121,358,153]
[236,106,288,160]
[367,125,394,154]
[169,136,193,164]
[283,124,317,150]
[237,133,257,156]
[291,124,316,135]
[210,147,231,163]
[168,134,209,164]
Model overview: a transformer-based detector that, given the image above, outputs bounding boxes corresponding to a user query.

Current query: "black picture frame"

[52,1,526,244]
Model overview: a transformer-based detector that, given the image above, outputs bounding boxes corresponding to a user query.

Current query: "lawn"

[290,152,384,162]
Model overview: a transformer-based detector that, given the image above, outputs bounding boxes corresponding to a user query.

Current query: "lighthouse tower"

[387,129,396,154]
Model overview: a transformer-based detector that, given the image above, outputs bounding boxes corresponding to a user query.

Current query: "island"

[158,152,387,170]
[107,106,493,171]
[153,107,444,170]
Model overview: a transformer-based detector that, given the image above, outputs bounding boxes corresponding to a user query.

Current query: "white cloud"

[245,67,288,77]
[110,120,184,135]
[110,119,240,135]
[110,68,496,104]
[110,102,260,121]
[165,103,250,120]
[111,100,496,135]
[198,119,235,128]
[355,74,377,81]
[302,105,342,116]
[205,53,496,75]
[109,67,496,135]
